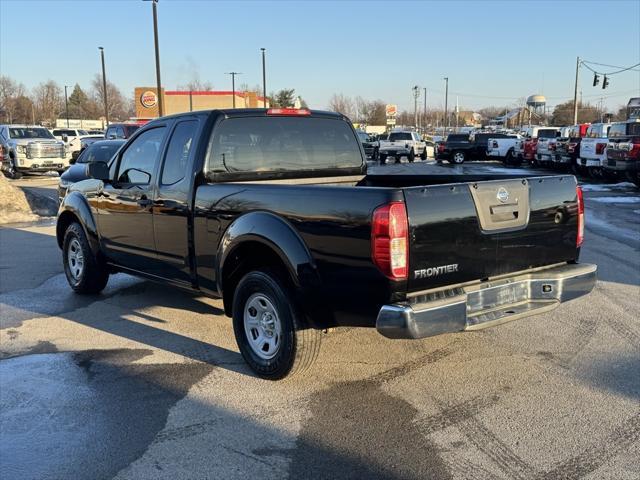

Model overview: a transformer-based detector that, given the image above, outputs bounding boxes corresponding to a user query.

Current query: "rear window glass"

[78,142,122,164]
[9,127,54,139]
[446,134,469,142]
[389,132,413,141]
[53,129,77,137]
[608,123,640,137]
[538,129,558,139]
[205,116,362,176]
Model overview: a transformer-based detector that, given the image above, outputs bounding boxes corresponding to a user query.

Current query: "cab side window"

[116,127,166,185]
[161,120,197,185]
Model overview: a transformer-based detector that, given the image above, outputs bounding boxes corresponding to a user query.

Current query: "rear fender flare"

[217,211,321,300]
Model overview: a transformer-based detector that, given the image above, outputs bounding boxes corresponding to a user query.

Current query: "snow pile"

[0,175,38,224]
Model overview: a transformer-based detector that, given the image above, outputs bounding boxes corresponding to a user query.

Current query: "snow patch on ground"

[0,175,38,224]
[581,182,636,192]
[586,211,640,244]
[589,196,640,204]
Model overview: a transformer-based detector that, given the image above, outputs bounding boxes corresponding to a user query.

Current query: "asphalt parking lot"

[1,166,639,480]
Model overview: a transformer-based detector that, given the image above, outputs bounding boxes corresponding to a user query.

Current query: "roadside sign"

[386,117,396,125]
[385,104,397,117]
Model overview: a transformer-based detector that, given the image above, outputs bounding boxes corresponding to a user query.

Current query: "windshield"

[9,127,55,140]
[389,132,412,141]
[357,132,369,142]
[78,142,123,164]
[205,116,362,175]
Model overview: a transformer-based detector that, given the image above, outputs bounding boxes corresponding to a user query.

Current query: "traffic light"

[602,75,609,89]
[592,73,600,87]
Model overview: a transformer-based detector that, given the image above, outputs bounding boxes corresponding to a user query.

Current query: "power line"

[581,60,640,76]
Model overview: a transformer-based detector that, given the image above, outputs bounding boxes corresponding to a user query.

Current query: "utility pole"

[413,85,420,128]
[64,85,70,127]
[572,56,580,125]
[226,72,242,108]
[444,77,449,131]
[98,47,109,126]
[146,0,164,117]
[261,48,267,107]
[423,87,427,130]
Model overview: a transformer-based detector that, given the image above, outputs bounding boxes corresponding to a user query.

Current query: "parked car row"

[357,130,435,163]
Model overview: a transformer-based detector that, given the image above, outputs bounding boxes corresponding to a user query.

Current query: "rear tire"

[420,148,427,160]
[232,269,321,380]
[408,149,415,162]
[63,222,109,294]
[379,154,387,165]
[451,151,466,164]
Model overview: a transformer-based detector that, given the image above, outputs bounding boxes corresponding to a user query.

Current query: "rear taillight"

[568,142,577,153]
[549,142,556,151]
[595,143,606,155]
[438,143,445,153]
[576,186,584,247]
[266,108,310,116]
[372,202,408,280]
[492,140,498,148]
[630,138,640,159]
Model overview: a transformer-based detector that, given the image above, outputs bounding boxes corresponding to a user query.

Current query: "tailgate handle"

[490,203,519,221]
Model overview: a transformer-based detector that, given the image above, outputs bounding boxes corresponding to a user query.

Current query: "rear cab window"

[609,122,640,138]
[389,132,413,141]
[205,116,363,180]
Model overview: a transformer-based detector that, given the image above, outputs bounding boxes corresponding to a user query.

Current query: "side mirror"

[69,156,77,165]
[86,161,110,181]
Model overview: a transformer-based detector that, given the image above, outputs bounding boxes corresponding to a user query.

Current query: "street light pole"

[423,87,427,129]
[145,0,164,117]
[64,85,70,127]
[443,77,449,132]
[98,47,109,126]
[572,56,580,125]
[413,85,420,128]
[226,72,242,108]
[261,48,267,108]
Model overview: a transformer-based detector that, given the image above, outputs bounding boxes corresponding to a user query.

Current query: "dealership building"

[135,87,268,120]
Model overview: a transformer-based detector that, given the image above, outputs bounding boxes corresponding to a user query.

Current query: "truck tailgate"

[404,175,580,293]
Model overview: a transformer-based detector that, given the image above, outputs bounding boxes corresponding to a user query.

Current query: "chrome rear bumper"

[376,263,597,339]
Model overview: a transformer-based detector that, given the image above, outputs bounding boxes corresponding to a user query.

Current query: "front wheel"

[420,148,427,160]
[232,269,321,380]
[379,154,387,165]
[63,222,109,294]
[451,151,466,164]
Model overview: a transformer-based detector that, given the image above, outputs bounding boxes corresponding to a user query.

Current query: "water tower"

[526,94,546,124]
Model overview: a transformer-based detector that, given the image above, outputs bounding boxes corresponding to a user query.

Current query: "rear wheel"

[420,148,427,160]
[451,151,466,164]
[379,154,387,165]
[63,222,109,294]
[408,149,415,162]
[232,269,321,379]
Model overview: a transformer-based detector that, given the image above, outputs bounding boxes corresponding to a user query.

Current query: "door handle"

[138,195,152,207]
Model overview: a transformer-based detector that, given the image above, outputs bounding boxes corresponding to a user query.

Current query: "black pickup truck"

[57,108,596,379]
[438,133,516,164]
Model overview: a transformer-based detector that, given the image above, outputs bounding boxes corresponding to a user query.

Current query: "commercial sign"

[385,104,397,117]
[386,117,396,125]
[140,90,158,108]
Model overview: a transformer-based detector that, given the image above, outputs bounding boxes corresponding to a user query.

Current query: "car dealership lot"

[1,167,638,480]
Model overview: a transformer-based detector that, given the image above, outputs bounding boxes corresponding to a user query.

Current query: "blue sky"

[1,0,639,113]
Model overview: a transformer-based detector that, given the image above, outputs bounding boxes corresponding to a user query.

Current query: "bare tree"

[178,78,214,91]
[0,76,27,123]
[32,80,63,125]
[327,93,355,120]
[91,74,131,121]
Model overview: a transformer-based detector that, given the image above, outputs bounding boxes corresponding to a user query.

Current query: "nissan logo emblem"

[497,187,509,203]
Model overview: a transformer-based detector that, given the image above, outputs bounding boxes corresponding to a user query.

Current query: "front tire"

[408,149,415,162]
[379,154,387,165]
[420,148,427,160]
[232,269,321,380]
[63,222,109,294]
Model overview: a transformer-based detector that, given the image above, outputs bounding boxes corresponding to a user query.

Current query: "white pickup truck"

[378,130,427,163]
[535,127,562,166]
[579,123,613,177]
[486,134,521,164]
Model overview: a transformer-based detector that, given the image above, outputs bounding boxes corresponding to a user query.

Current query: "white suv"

[378,131,427,164]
